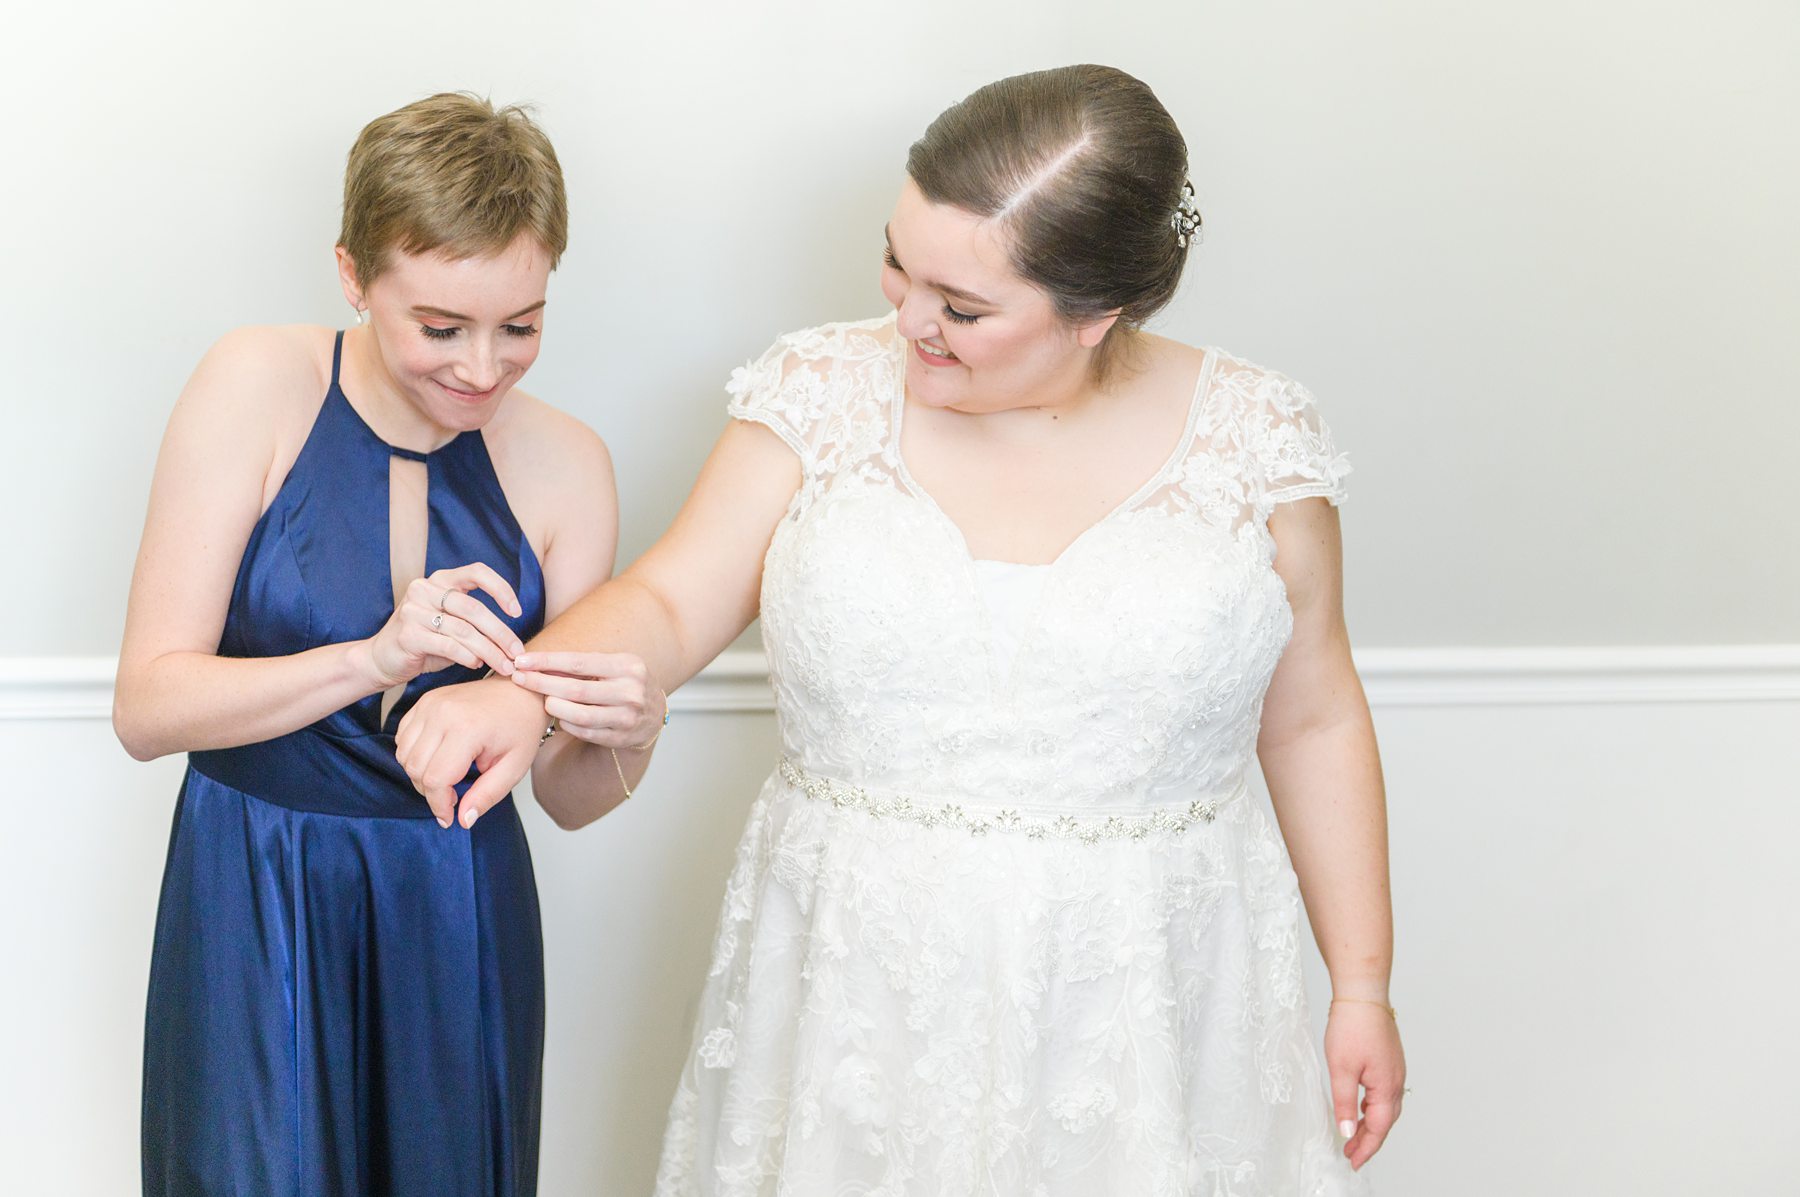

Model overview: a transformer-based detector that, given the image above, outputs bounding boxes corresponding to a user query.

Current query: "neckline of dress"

[888,331,1217,573]
[332,331,470,462]
[334,383,472,462]
[972,557,1052,571]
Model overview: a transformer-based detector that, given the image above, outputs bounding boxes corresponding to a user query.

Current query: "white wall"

[3,1,1798,1193]
[4,653,1798,1193]
[1,0,1795,652]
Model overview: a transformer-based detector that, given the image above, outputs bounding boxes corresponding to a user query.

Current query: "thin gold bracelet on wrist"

[612,684,670,798]
[609,746,634,800]
[1329,997,1397,1020]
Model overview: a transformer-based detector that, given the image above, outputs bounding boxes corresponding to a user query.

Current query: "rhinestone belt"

[777,756,1240,845]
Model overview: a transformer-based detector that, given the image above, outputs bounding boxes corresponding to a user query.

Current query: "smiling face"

[338,232,552,434]
[880,178,1116,413]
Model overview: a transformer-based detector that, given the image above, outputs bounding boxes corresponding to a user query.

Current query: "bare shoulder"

[1118,333,1213,417]
[178,325,333,438]
[188,325,331,402]
[167,325,336,482]
[483,389,618,565]
[1137,332,1210,375]
[136,326,338,578]
[485,388,614,491]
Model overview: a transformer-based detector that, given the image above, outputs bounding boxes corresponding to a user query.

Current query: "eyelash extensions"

[883,250,981,325]
[417,324,541,341]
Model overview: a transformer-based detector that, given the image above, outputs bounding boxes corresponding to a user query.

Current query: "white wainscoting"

[2,648,1795,1195]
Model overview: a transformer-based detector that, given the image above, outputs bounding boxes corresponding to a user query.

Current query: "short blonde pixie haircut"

[338,92,568,286]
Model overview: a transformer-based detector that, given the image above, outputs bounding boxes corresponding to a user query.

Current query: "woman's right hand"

[360,563,527,689]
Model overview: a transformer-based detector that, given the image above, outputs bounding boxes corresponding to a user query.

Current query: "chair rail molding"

[5,646,1798,721]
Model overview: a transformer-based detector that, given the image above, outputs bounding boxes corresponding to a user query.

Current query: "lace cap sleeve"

[1245,369,1351,510]
[725,335,830,472]
[725,318,899,482]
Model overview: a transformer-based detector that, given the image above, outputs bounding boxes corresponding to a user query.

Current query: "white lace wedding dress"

[654,315,1370,1197]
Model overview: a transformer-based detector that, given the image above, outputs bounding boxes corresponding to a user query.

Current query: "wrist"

[1328,978,1392,1005]
[627,682,670,751]
[482,672,547,715]
[345,638,394,694]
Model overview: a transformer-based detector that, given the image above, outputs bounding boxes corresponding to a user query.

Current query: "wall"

[2,0,1797,1193]
[5,651,1797,1194]
[1,0,1794,651]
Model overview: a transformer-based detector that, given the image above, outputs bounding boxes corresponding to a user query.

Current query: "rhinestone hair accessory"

[1171,180,1202,248]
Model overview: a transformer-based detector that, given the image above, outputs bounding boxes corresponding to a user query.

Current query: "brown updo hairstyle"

[906,65,1195,380]
[338,92,569,288]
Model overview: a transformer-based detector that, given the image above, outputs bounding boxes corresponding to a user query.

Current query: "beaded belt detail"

[777,756,1239,845]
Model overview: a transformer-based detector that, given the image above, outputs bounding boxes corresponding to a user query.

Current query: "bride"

[400,64,1404,1195]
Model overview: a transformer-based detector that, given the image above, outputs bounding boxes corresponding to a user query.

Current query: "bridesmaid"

[115,93,666,1196]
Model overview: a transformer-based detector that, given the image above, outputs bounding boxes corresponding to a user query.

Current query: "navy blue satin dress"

[143,333,546,1196]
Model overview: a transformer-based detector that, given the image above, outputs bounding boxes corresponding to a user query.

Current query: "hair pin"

[1171,180,1202,249]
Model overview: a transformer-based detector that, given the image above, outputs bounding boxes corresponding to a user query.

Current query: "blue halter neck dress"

[142,332,547,1196]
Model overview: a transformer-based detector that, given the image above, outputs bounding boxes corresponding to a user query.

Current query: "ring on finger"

[430,612,444,630]
[436,588,453,611]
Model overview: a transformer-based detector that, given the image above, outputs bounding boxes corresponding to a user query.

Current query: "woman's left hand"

[1325,1000,1406,1170]
[509,651,665,748]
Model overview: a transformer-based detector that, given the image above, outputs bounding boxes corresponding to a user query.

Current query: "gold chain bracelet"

[608,685,671,801]
[608,747,633,800]
[1330,997,1398,1020]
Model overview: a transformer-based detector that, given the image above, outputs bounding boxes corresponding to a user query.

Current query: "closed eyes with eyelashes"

[419,324,540,341]
[883,249,981,325]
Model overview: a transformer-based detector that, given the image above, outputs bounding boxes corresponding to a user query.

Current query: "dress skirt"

[142,762,543,1197]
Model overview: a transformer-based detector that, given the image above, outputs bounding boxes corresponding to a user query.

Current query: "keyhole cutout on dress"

[381,455,430,726]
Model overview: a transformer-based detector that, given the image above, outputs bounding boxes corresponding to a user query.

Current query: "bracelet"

[612,685,671,797]
[1330,997,1397,1020]
[539,718,559,746]
[609,746,634,800]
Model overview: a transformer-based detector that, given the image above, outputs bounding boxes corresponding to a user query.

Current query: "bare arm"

[398,418,802,829]
[1258,496,1403,1168]
[1259,498,1390,999]
[113,328,401,760]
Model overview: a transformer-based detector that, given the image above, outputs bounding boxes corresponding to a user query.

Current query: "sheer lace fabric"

[654,315,1366,1196]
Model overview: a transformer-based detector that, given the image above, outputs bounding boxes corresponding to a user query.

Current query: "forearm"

[529,732,655,830]
[524,570,702,690]
[523,568,699,827]
[114,640,386,761]
[1259,708,1393,1000]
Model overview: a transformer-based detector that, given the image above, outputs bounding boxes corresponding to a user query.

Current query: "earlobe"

[1076,311,1123,349]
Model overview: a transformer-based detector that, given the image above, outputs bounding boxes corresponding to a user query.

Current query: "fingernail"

[462,807,480,828]
[514,654,535,669]
[1339,1119,1356,1139]
[437,816,450,829]
[498,661,513,675]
